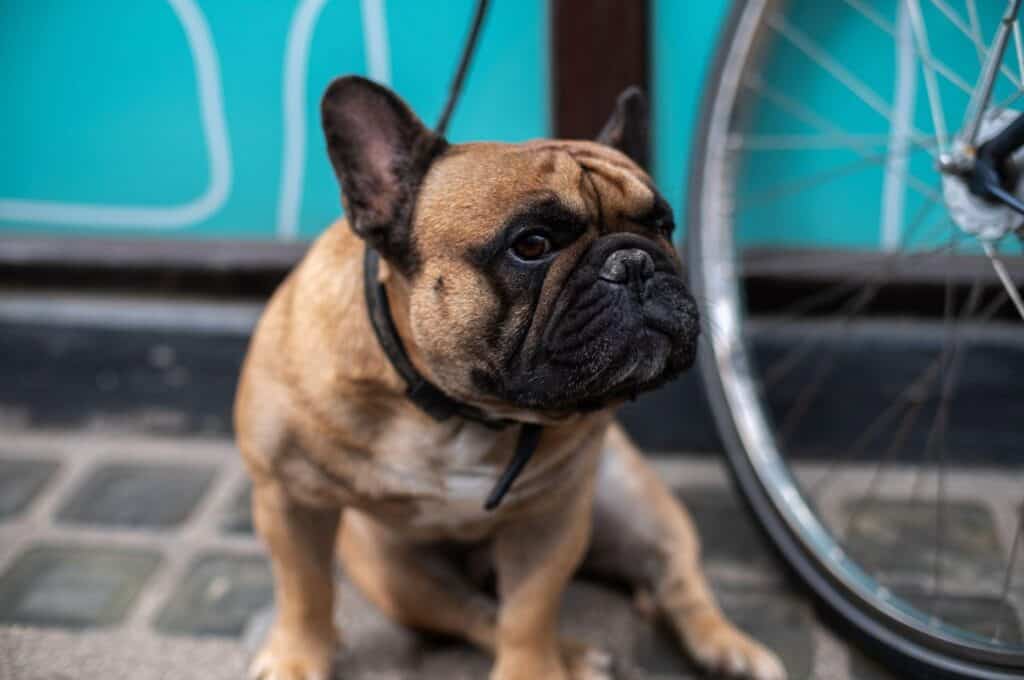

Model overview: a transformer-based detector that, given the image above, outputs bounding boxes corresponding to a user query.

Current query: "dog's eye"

[511,233,552,261]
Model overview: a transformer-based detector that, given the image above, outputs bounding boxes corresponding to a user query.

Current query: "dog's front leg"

[250,479,341,680]
[491,476,610,680]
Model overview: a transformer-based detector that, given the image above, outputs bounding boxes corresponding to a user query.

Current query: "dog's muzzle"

[522,234,700,410]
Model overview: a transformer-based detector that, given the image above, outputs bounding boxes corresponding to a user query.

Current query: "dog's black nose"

[599,248,655,285]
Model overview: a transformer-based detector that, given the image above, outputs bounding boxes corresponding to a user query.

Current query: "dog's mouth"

[483,237,700,413]
[542,271,699,410]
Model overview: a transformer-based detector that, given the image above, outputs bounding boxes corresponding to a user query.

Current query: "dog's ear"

[321,76,445,269]
[596,86,648,168]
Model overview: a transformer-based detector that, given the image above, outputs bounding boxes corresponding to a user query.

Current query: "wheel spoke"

[1013,18,1024,84]
[746,197,959,345]
[740,178,952,289]
[811,266,1008,501]
[775,285,881,445]
[759,246,960,387]
[907,0,949,151]
[810,274,949,501]
[842,0,973,97]
[920,277,976,608]
[747,76,941,202]
[994,86,1024,110]
[766,12,934,152]
[841,0,892,34]
[929,0,1023,89]
[909,265,958,503]
[982,241,1024,320]
[764,279,865,320]
[966,0,987,64]
[882,3,920,251]
[846,277,982,548]
[961,0,1023,147]
[726,132,933,152]
[764,238,962,436]
[844,396,925,539]
[742,244,951,278]
[931,426,949,613]
[737,153,896,209]
[810,348,945,496]
[994,505,1024,642]
[764,284,875,387]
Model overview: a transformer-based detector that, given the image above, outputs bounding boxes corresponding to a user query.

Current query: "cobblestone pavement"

[2,429,1019,679]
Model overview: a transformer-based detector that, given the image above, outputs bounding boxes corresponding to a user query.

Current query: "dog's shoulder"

[235,220,402,476]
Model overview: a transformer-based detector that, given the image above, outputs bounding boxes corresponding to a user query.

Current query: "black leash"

[361,0,542,510]
[434,0,491,137]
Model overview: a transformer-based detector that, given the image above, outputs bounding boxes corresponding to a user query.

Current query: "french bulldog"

[235,75,785,680]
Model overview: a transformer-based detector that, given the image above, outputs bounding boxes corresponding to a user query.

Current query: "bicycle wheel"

[688,1,1024,677]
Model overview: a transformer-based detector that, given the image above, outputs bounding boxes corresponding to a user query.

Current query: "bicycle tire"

[686,2,1024,678]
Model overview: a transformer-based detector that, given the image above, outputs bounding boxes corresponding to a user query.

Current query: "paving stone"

[675,486,779,583]
[156,553,272,637]
[243,576,426,675]
[0,626,249,680]
[251,573,813,679]
[843,499,1005,592]
[416,643,492,680]
[220,482,253,535]
[630,619,699,678]
[560,580,644,661]
[332,579,425,676]
[57,462,216,529]
[0,545,160,628]
[717,587,816,680]
[630,585,814,679]
[901,590,1023,643]
[0,458,59,519]
[848,649,912,680]
[846,591,1022,678]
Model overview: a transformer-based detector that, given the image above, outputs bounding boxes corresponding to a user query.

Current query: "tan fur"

[236,140,785,680]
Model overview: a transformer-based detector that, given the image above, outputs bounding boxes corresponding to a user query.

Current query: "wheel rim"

[691,0,1024,670]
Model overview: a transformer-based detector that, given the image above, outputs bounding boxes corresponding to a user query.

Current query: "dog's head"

[322,76,699,419]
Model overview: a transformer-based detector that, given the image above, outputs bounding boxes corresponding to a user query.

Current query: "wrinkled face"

[321,76,699,417]
[407,140,699,414]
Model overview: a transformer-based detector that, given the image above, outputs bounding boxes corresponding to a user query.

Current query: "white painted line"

[880,2,916,252]
[275,0,391,240]
[276,0,330,242]
[360,0,392,85]
[0,0,233,229]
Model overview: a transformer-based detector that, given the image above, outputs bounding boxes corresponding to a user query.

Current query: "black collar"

[363,246,542,510]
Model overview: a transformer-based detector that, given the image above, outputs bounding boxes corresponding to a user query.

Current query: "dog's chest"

[395,422,506,524]
[368,420,574,538]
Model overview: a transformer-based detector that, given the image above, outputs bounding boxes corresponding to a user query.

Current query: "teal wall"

[0,0,549,241]
[11,2,992,251]
[0,1,733,244]
[651,0,730,234]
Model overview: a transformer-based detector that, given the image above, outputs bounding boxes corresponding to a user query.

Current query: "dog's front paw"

[491,651,568,680]
[249,626,339,680]
[685,616,786,680]
[493,641,615,680]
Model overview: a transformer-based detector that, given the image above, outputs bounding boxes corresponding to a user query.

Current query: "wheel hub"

[941,108,1024,242]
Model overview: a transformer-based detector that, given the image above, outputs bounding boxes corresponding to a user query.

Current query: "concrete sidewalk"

[0,429,910,680]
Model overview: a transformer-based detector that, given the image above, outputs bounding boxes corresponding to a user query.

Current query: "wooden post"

[551,0,650,166]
